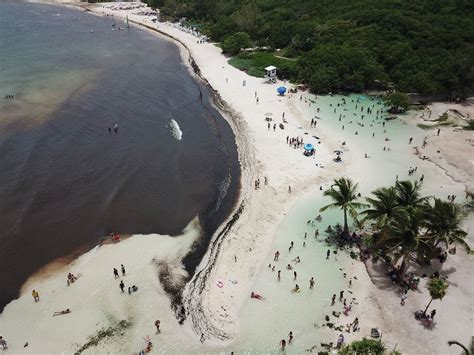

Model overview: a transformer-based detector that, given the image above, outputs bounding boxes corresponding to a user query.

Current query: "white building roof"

[265,66,277,71]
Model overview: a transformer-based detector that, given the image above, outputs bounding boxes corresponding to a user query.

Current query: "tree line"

[145,0,474,99]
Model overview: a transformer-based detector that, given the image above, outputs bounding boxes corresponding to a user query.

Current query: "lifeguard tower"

[264,65,277,83]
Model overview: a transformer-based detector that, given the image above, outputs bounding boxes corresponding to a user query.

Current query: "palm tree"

[320,178,368,238]
[363,186,404,231]
[424,199,470,253]
[376,208,433,275]
[395,180,427,209]
[423,277,448,315]
[448,337,474,355]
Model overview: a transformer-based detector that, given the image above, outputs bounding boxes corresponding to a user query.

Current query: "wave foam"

[169,119,183,141]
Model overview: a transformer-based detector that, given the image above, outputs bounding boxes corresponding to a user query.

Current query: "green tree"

[320,178,368,238]
[363,187,404,231]
[447,337,474,355]
[377,208,433,275]
[386,92,411,113]
[221,32,251,56]
[395,180,427,210]
[151,0,474,97]
[423,277,448,315]
[424,199,470,253]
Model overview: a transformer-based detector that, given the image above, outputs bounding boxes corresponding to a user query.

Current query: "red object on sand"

[112,234,121,242]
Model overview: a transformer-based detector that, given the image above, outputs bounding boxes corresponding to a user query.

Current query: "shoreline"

[1,2,473,354]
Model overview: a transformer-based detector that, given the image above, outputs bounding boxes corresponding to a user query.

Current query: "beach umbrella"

[304,143,314,151]
[277,86,287,96]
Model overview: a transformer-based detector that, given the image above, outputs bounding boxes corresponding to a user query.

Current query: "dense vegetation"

[146,0,474,98]
[321,178,470,276]
[338,337,401,355]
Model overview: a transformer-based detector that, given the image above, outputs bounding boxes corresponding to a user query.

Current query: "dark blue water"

[0,2,240,311]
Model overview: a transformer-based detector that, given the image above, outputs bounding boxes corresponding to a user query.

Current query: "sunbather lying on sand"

[53,309,71,316]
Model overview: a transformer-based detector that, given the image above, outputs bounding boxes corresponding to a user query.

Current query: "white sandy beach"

[0,2,473,354]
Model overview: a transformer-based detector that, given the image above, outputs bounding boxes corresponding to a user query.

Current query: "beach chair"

[370,328,380,338]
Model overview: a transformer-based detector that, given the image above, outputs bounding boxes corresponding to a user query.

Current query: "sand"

[1,2,473,354]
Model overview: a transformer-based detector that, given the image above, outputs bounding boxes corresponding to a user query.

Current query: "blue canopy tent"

[303,143,315,157]
[277,86,287,96]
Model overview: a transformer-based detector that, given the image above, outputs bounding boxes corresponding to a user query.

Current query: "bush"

[386,92,411,112]
[464,120,474,131]
[338,338,386,355]
[221,32,251,56]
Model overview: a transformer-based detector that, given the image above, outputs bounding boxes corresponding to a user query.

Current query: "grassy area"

[464,120,474,130]
[228,51,297,79]
[434,113,449,122]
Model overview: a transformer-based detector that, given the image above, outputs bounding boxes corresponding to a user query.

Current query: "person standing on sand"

[119,280,125,293]
[339,290,344,301]
[154,320,161,333]
[288,186,292,193]
[331,294,336,305]
[121,264,126,276]
[113,268,120,279]
[337,334,344,348]
[32,290,39,302]
[310,277,315,289]
[293,271,297,280]
[277,270,281,281]
[437,128,440,136]
[352,317,359,332]
[280,339,286,350]
[0,336,7,349]
[274,251,280,261]
[326,249,330,259]
[288,331,293,343]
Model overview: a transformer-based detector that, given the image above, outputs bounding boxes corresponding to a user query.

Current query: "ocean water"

[0,2,239,311]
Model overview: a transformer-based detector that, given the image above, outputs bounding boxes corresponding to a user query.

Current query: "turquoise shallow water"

[221,93,467,353]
